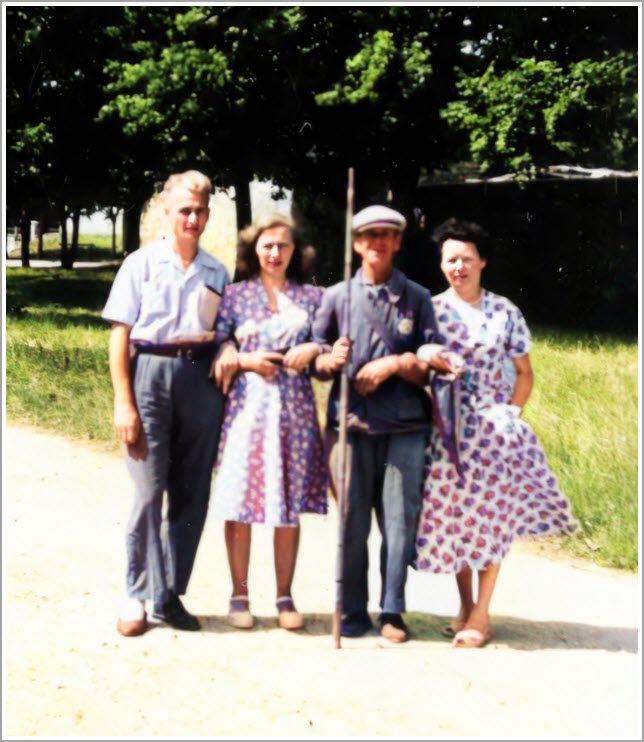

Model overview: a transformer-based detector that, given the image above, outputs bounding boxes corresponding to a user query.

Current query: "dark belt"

[132,343,216,362]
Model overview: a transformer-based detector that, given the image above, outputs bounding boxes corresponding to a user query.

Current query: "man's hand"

[329,337,351,371]
[283,342,320,371]
[212,343,240,394]
[354,356,399,395]
[114,400,141,446]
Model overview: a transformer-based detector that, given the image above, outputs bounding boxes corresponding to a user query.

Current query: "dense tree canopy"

[6,5,638,267]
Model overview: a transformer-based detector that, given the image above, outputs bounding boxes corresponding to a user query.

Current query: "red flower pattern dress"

[415,288,577,573]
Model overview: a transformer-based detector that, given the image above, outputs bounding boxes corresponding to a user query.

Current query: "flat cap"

[352,205,407,234]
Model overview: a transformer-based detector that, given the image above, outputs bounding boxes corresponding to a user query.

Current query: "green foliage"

[441,52,637,174]
[5,5,639,244]
[316,30,399,105]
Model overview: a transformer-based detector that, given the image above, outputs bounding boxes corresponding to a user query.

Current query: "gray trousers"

[125,353,224,608]
[328,430,427,615]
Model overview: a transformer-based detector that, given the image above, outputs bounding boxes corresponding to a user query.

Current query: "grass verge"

[5,269,638,569]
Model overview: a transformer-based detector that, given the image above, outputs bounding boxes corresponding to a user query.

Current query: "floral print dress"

[415,288,576,573]
[211,278,327,526]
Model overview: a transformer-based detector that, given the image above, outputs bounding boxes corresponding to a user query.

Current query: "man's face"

[165,186,210,248]
[353,228,401,272]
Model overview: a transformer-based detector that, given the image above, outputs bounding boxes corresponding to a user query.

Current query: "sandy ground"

[3,424,641,739]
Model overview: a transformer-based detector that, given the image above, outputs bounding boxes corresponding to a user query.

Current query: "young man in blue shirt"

[103,171,230,637]
[314,205,451,642]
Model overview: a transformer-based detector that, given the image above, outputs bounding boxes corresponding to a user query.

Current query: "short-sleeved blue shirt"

[312,267,439,434]
[102,239,230,344]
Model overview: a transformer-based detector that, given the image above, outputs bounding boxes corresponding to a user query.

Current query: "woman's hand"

[212,343,240,394]
[240,351,285,380]
[283,342,320,371]
[418,344,465,377]
[433,351,465,376]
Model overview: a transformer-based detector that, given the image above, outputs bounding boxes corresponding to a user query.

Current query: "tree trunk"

[123,200,143,254]
[60,212,70,268]
[19,210,31,268]
[233,175,252,232]
[111,209,118,257]
[37,213,45,259]
[67,211,81,268]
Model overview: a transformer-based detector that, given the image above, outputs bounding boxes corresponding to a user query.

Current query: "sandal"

[452,627,491,649]
[276,596,305,630]
[228,595,254,629]
[441,619,466,639]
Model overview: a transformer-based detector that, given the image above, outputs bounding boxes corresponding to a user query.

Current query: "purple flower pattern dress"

[212,278,327,526]
[415,288,577,573]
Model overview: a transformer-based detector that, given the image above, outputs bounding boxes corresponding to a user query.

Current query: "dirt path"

[3,425,640,738]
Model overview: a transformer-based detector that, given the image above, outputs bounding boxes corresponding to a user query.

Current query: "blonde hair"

[162,170,212,202]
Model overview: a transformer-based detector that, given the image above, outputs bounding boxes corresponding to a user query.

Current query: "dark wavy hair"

[431,218,490,260]
[234,213,307,283]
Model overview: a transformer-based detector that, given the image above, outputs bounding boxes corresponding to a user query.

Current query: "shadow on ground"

[186,612,637,653]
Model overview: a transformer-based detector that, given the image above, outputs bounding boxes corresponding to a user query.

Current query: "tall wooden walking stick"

[333,167,354,649]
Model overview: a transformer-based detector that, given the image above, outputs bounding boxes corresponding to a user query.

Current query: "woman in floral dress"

[416,218,577,648]
[212,214,338,631]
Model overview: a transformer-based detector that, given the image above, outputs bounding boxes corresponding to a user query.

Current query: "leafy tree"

[6,4,637,271]
[441,52,637,176]
[5,6,160,265]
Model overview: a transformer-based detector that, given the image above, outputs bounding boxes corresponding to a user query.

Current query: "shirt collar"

[156,237,205,273]
[354,267,405,304]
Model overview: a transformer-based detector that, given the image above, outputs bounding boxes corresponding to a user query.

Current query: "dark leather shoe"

[152,593,201,631]
[340,610,373,638]
[117,615,147,637]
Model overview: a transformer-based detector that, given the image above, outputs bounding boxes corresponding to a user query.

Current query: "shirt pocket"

[198,285,222,330]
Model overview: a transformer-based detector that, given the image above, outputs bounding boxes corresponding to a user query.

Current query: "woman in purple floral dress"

[416,219,577,648]
[212,214,334,632]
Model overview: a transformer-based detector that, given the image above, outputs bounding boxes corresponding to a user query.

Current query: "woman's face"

[440,238,486,294]
[255,225,295,279]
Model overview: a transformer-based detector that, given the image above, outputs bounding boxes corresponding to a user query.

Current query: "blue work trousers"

[336,431,426,615]
[124,353,223,608]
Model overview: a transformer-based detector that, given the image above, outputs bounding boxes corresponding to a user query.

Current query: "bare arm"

[108,324,140,445]
[511,354,534,409]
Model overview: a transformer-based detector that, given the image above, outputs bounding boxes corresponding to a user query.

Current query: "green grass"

[525,326,638,570]
[8,232,122,262]
[6,267,118,447]
[5,269,639,569]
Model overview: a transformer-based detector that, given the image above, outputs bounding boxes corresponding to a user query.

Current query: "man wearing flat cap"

[313,205,451,643]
